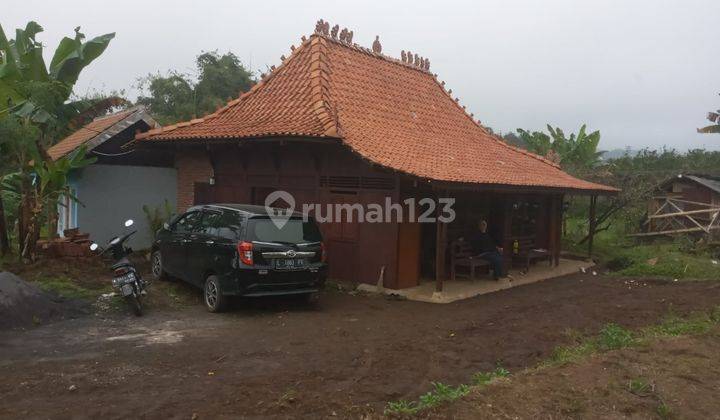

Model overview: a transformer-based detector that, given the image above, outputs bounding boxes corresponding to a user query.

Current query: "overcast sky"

[6,0,720,151]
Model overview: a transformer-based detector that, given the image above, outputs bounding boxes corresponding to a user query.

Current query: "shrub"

[142,199,175,238]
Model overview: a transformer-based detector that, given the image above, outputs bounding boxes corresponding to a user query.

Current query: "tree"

[136,51,254,125]
[698,93,720,134]
[517,124,603,172]
[0,22,115,260]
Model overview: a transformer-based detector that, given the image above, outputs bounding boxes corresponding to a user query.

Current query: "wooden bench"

[450,239,491,281]
[511,237,552,273]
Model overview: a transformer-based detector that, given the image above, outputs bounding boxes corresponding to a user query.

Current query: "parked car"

[150,204,327,312]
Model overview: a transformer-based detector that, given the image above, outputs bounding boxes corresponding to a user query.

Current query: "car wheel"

[151,250,168,281]
[204,275,228,313]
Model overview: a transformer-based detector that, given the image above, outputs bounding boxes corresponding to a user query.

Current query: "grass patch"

[657,402,673,419]
[472,366,510,386]
[597,323,636,350]
[385,382,471,416]
[644,312,716,338]
[547,323,635,366]
[628,378,653,397]
[33,276,101,300]
[547,307,720,367]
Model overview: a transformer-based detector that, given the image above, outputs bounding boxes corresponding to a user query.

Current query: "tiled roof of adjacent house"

[137,26,616,194]
[48,107,156,160]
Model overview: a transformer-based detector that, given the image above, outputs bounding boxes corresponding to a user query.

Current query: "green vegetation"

[142,199,175,239]
[32,275,102,300]
[628,378,652,397]
[0,21,117,261]
[136,51,255,125]
[657,401,673,419]
[385,382,471,416]
[517,124,603,171]
[563,216,720,279]
[471,366,510,386]
[548,307,720,367]
[597,323,636,350]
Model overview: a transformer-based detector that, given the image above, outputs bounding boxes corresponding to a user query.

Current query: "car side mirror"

[163,222,170,230]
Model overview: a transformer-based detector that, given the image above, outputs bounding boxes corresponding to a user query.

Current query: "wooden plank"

[629,225,720,237]
[648,208,720,219]
[668,198,718,207]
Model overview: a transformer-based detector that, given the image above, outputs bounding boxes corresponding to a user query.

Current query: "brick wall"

[175,149,213,212]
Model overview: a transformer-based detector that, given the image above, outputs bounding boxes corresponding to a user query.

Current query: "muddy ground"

[1,273,719,419]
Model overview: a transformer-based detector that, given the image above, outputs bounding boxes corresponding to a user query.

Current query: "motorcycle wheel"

[126,295,143,316]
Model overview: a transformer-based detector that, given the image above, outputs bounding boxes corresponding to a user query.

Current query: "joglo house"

[135,21,617,292]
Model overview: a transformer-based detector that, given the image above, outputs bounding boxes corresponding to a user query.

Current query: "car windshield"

[247,217,322,244]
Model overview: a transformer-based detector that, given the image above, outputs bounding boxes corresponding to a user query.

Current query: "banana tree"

[0,22,115,260]
[698,95,720,134]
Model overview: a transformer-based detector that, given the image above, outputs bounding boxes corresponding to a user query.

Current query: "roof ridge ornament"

[372,35,382,54]
[315,19,330,35]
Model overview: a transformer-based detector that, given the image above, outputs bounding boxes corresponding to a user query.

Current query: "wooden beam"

[629,225,720,237]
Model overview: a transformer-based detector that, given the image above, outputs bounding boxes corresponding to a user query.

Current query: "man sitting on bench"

[469,220,506,280]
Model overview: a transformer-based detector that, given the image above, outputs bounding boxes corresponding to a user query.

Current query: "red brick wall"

[175,149,213,212]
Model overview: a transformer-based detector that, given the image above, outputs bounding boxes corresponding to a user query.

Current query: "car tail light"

[237,241,253,266]
[320,242,327,263]
[114,267,129,276]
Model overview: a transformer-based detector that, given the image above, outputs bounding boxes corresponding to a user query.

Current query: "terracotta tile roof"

[48,107,159,161]
[48,109,138,160]
[137,33,616,194]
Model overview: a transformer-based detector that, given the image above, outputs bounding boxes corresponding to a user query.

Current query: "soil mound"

[0,271,88,330]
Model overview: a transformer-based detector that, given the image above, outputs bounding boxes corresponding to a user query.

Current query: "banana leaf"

[49,28,115,85]
[697,125,720,134]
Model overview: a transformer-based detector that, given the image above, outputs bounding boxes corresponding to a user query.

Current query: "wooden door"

[396,221,420,288]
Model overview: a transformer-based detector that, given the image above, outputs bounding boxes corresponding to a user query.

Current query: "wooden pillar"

[548,195,563,267]
[588,195,597,257]
[435,217,448,292]
[555,195,563,266]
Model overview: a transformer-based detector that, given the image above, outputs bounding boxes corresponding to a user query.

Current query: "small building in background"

[47,107,176,249]
[643,174,720,238]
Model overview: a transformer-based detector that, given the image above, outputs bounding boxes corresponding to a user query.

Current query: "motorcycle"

[90,219,147,316]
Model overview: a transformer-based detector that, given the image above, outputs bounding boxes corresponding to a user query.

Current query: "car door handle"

[181,239,190,243]
[205,240,215,245]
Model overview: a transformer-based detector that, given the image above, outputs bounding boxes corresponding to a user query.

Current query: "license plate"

[275,258,305,269]
[121,284,134,296]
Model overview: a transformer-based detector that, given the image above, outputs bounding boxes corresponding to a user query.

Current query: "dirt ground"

[1,272,719,419]
[426,326,720,419]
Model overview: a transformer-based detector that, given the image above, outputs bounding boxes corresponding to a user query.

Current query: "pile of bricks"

[37,228,94,258]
